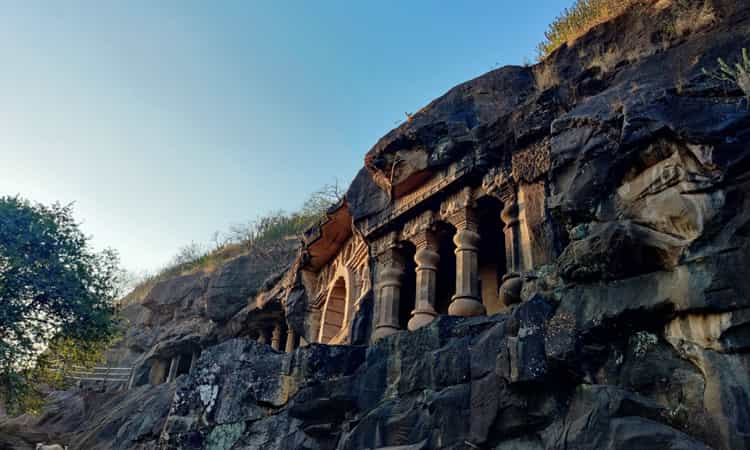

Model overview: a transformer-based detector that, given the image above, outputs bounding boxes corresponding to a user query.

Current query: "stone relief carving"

[614,144,724,245]
[511,139,551,183]
[371,231,401,258]
[311,234,370,309]
[400,210,436,243]
[439,187,475,221]
[480,167,515,203]
[560,141,726,281]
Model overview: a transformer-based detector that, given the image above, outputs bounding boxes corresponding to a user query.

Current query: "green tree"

[0,196,120,415]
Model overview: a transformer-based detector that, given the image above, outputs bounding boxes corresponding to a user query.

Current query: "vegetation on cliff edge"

[121,182,344,305]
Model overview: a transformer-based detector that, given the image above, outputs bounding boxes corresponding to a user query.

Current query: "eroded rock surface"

[3,1,750,449]
[158,298,728,449]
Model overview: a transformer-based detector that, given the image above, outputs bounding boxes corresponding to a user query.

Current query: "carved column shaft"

[408,231,439,331]
[285,324,297,353]
[448,209,485,317]
[372,245,404,341]
[166,356,179,383]
[257,328,269,345]
[482,168,521,274]
[501,200,522,274]
[189,351,199,373]
[271,323,282,350]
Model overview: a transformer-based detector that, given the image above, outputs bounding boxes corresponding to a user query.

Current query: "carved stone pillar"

[501,198,522,274]
[482,168,521,274]
[448,208,485,317]
[285,323,296,353]
[408,230,439,331]
[149,359,168,385]
[189,351,199,373]
[166,356,179,383]
[271,323,282,350]
[257,328,269,345]
[372,233,404,341]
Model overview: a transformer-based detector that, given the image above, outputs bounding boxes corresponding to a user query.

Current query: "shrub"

[538,0,640,59]
[703,48,750,105]
[672,1,716,37]
[121,182,344,302]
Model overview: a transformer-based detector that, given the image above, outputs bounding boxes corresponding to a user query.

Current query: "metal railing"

[53,365,134,385]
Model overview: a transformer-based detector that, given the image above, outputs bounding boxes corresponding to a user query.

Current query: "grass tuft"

[537,0,641,59]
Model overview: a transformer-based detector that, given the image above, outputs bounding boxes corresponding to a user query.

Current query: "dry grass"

[538,0,718,60]
[673,1,717,36]
[118,242,248,307]
[588,46,622,73]
[538,0,642,59]
[533,63,561,91]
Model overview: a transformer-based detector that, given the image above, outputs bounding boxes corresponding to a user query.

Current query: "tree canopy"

[0,196,121,414]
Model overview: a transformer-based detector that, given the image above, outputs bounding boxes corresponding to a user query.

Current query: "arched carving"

[319,275,349,343]
[311,233,370,344]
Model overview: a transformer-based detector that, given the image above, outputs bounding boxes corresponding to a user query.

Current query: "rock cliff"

[3,0,750,449]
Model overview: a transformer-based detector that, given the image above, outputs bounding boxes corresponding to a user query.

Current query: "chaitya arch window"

[318,276,348,343]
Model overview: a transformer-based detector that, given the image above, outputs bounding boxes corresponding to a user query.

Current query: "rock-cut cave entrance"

[434,221,457,316]
[397,241,417,331]
[477,196,506,315]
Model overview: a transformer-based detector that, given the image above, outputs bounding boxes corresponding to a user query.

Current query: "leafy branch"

[703,48,750,105]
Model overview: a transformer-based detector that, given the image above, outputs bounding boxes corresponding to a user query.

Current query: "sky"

[0,1,571,274]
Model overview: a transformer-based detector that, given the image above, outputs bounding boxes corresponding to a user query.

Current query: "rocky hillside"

[4,0,750,448]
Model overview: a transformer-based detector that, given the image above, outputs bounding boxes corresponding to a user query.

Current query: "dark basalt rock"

[205,246,297,322]
[157,299,727,449]
[346,167,391,222]
[6,2,750,449]
[349,290,373,346]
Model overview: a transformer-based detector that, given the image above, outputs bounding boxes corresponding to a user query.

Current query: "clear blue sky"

[0,1,570,273]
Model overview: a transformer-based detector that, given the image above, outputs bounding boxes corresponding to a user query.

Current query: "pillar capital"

[501,201,520,228]
[453,227,481,252]
[371,231,401,259]
[401,210,437,246]
[446,207,479,232]
[440,187,477,229]
[414,244,440,270]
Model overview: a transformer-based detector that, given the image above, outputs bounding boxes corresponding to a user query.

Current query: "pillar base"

[448,296,486,317]
[407,308,437,331]
[372,324,400,341]
[499,273,523,307]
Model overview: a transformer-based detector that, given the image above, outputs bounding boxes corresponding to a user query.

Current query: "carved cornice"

[481,167,516,203]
